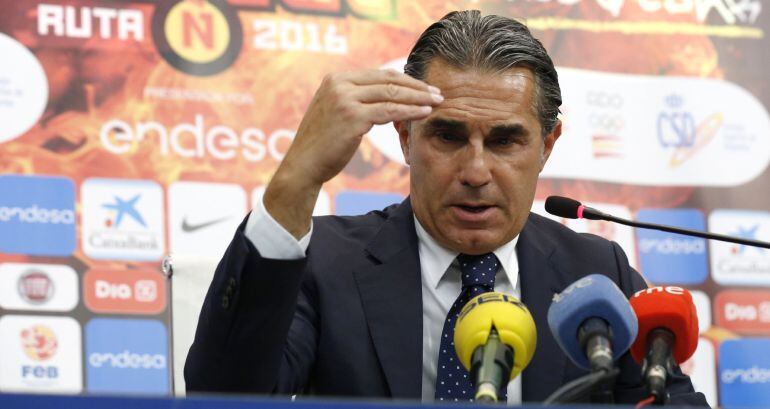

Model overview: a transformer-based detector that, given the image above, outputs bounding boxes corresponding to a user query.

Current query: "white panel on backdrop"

[168,255,221,397]
[0,263,78,312]
[544,68,770,187]
[709,209,770,286]
[0,315,82,394]
[681,338,717,407]
[168,182,247,259]
[81,178,166,261]
[0,33,48,144]
[690,290,712,334]
[531,200,638,269]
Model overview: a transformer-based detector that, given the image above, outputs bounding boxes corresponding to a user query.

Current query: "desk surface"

[0,393,597,409]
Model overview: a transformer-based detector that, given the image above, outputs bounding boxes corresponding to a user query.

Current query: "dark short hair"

[404,10,562,136]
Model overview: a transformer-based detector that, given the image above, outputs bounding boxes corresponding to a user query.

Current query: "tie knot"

[457,253,499,289]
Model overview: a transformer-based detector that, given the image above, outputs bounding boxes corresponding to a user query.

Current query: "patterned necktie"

[435,253,506,402]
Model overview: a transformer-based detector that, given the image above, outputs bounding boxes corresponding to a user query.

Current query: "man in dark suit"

[185,10,706,405]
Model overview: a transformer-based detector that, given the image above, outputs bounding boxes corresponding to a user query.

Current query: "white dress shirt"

[244,199,522,404]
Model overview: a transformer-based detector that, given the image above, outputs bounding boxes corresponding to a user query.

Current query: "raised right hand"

[264,69,443,239]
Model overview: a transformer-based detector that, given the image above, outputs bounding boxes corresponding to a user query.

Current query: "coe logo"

[152,0,243,76]
[84,269,166,315]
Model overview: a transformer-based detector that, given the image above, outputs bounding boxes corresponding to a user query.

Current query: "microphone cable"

[636,395,657,409]
[542,367,619,404]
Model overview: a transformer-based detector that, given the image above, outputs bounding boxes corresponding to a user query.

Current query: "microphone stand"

[583,208,770,249]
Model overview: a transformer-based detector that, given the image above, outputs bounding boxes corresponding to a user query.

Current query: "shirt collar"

[414,216,519,290]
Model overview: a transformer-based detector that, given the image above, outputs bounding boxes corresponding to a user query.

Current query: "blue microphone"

[547,274,638,372]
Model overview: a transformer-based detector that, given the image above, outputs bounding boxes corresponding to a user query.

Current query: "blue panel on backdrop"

[635,208,708,285]
[85,318,169,395]
[0,175,76,256]
[719,339,770,408]
[334,191,404,216]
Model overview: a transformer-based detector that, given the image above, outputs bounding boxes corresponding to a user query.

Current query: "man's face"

[396,58,561,255]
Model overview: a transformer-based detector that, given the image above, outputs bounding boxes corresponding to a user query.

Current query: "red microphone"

[629,286,699,403]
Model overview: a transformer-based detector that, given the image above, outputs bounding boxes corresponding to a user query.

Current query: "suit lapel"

[353,199,423,399]
[518,214,573,402]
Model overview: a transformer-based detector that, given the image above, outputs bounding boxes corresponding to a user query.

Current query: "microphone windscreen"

[454,292,537,380]
[547,274,638,370]
[545,196,582,219]
[629,286,699,364]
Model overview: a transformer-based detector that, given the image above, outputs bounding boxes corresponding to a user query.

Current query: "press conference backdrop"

[0,0,768,406]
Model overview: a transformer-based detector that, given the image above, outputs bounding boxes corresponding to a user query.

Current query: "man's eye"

[437,132,461,142]
[491,137,513,147]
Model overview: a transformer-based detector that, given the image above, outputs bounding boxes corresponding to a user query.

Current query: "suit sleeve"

[184,216,318,395]
[609,242,709,407]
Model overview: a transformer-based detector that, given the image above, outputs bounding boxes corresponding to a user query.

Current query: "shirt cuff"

[244,196,312,259]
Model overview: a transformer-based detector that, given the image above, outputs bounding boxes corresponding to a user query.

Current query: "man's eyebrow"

[424,118,469,133]
[488,123,528,138]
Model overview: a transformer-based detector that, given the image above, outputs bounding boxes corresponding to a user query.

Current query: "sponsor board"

[0,315,82,393]
[0,263,78,312]
[85,318,169,395]
[168,181,247,258]
[0,175,76,256]
[334,191,405,216]
[84,270,166,315]
[681,338,717,407]
[0,33,48,144]
[636,209,708,285]
[544,68,770,187]
[709,209,770,286]
[251,185,330,216]
[81,178,165,261]
[691,290,712,334]
[719,339,770,407]
[531,200,638,269]
[715,290,770,334]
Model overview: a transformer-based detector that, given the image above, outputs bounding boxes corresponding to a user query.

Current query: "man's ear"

[540,120,562,172]
[394,120,411,165]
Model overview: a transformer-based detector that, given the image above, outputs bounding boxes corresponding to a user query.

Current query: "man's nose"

[458,141,492,188]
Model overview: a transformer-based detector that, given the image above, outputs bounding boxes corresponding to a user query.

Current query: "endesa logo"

[84,270,166,315]
[719,339,770,407]
[334,190,405,216]
[0,175,75,256]
[636,209,708,285]
[715,290,770,335]
[85,318,169,395]
[0,315,82,393]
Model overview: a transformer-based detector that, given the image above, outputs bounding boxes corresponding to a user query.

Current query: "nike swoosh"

[181,215,231,232]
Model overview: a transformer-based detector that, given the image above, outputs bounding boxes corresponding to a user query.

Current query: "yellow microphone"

[454,292,537,403]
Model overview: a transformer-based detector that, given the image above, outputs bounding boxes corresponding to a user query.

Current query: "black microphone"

[544,195,770,250]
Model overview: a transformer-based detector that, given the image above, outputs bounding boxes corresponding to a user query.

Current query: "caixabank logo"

[85,318,169,395]
[152,0,243,76]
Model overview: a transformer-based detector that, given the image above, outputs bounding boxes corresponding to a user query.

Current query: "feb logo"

[21,325,58,362]
[152,0,243,76]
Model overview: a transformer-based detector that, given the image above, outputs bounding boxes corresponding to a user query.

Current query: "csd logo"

[152,0,243,76]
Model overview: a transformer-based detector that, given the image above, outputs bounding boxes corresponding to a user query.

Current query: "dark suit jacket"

[185,199,706,405]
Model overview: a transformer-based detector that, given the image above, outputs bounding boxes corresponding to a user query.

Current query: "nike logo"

[181,215,231,232]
